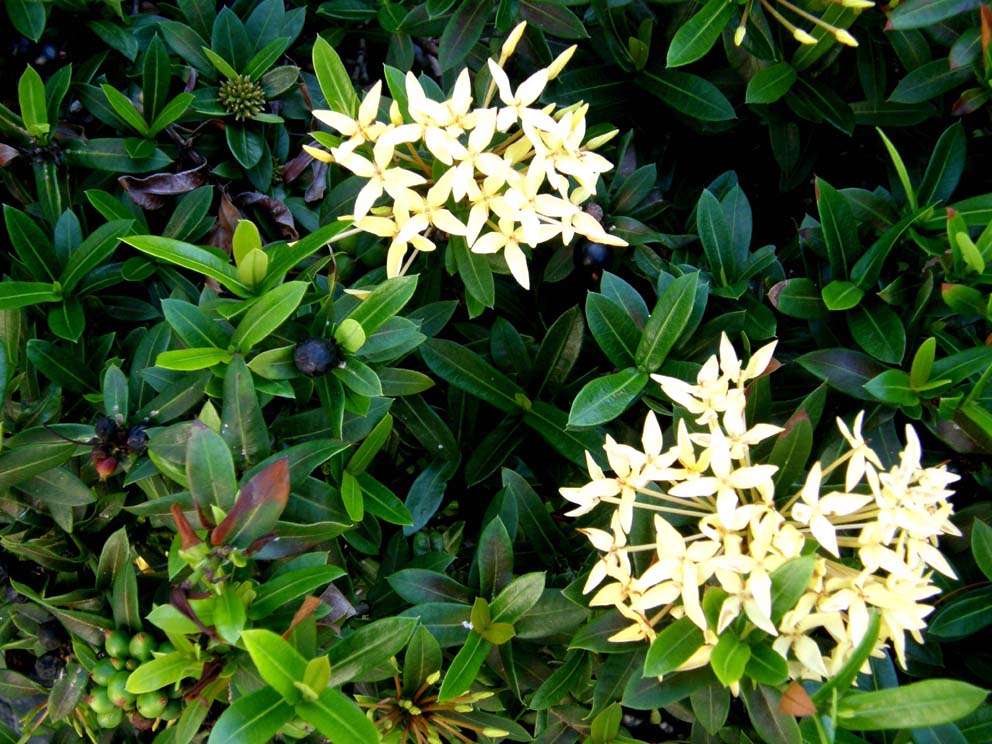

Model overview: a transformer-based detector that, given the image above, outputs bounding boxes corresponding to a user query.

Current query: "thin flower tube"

[562,333,960,683]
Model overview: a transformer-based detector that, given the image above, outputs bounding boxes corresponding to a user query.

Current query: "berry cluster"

[83,630,180,731]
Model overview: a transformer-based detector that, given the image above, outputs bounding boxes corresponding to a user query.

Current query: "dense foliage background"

[1,0,991,742]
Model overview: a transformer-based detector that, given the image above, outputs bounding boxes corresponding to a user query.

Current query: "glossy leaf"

[567,368,647,428]
[835,680,988,730]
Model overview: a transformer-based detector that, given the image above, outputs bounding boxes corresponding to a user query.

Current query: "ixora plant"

[563,334,987,740]
[304,22,626,290]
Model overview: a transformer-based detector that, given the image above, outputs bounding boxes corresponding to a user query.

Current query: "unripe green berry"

[107,671,136,708]
[96,707,123,729]
[87,687,115,715]
[159,699,181,721]
[136,691,168,719]
[104,630,130,659]
[125,657,139,671]
[129,632,155,661]
[157,641,176,656]
[91,658,117,687]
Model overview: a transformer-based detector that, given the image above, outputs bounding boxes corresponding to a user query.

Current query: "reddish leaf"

[170,503,203,549]
[0,144,20,167]
[283,149,312,184]
[118,163,208,210]
[304,161,329,203]
[210,457,290,547]
[236,192,298,239]
[779,680,817,717]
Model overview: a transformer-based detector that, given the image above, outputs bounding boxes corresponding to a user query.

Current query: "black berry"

[126,425,149,456]
[574,240,613,273]
[35,652,64,683]
[94,417,118,441]
[294,338,341,377]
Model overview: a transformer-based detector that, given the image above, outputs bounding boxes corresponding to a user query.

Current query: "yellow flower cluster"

[735,0,872,48]
[561,334,960,681]
[304,23,626,289]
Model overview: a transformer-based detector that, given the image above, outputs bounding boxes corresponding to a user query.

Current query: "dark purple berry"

[126,425,149,456]
[34,652,63,683]
[294,338,341,377]
[94,417,118,441]
[574,240,613,274]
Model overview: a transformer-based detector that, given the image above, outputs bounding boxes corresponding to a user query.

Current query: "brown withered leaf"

[207,190,242,253]
[118,162,208,210]
[779,680,817,718]
[0,144,20,167]
[305,160,329,203]
[283,149,312,184]
[281,596,323,639]
[237,191,298,239]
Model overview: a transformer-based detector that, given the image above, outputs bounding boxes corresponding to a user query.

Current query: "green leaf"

[4,205,58,281]
[296,688,381,744]
[972,520,992,581]
[635,272,698,371]
[149,92,194,136]
[888,0,981,30]
[919,122,966,206]
[142,34,172,122]
[126,652,205,694]
[769,415,813,493]
[18,65,48,135]
[644,617,704,676]
[438,0,490,71]
[241,629,308,703]
[691,683,731,734]
[877,127,918,209]
[61,219,133,294]
[156,348,234,370]
[124,235,249,296]
[746,62,797,104]
[438,631,491,702]
[667,0,734,68]
[928,586,992,639]
[226,125,264,169]
[347,275,418,335]
[709,633,750,687]
[0,281,60,311]
[187,423,238,515]
[312,36,358,117]
[520,0,589,39]
[332,358,382,397]
[745,644,789,686]
[851,205,931,289]
[207,687,294,744]
[816,178,858,281]
[451,235,494,308]
[890,60,972,105]
[112,562,140,631]
[743,685,801,744]
[327,617,417,686]
[214,583,246,644]
[219,354,270,468]
[532,651,588,709]
[637,67,736,121]
[490,572,545,623]
[100,84,150,136]
[822,280,864,311]
[586,292,640,368]
[212,7,251,70]
[389,569,473,605]
[770,555,815,622]
[18,467,95,507]
[864,369,917,406]
[567,368,647,428]
[161,298,230,349]
[360,473,413,525]
[697,189,736,285]
[769,278,827,320]
[420,338,528,413]
[847,303,906,364]
[62,138,172,174]
[7,0,46,42]
[26,339,98,392]
[249,565,345,619]
[232,282,307,352]
[835,680,989,730]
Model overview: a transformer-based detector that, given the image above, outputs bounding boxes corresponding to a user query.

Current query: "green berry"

[91,658,117,687]
[159,699,181,721]
[87,687,115,715]
[136,691,168,719]
[157,641,176,656]
[96,707,123,729]
[129,632,155,661]
[125,657,139,671]
[107,671,136,708]
[105,630,130,659]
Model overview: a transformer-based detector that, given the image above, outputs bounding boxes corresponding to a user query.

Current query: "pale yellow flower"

[313,80,387,147]
[791,462,873,557]
[486,59,556,133]
[331,140,427,219]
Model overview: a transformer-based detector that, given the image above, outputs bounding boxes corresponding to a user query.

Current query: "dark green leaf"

[836,680,988,730]
[420,338,528,413]
[568,368,647,428]
[667,0,734,68]
[746,62,797,104]
[644,617,705,676]
[635,272,698,371]
[438,0,490,71]
[637,68,736,121]
[207,687,293,744]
